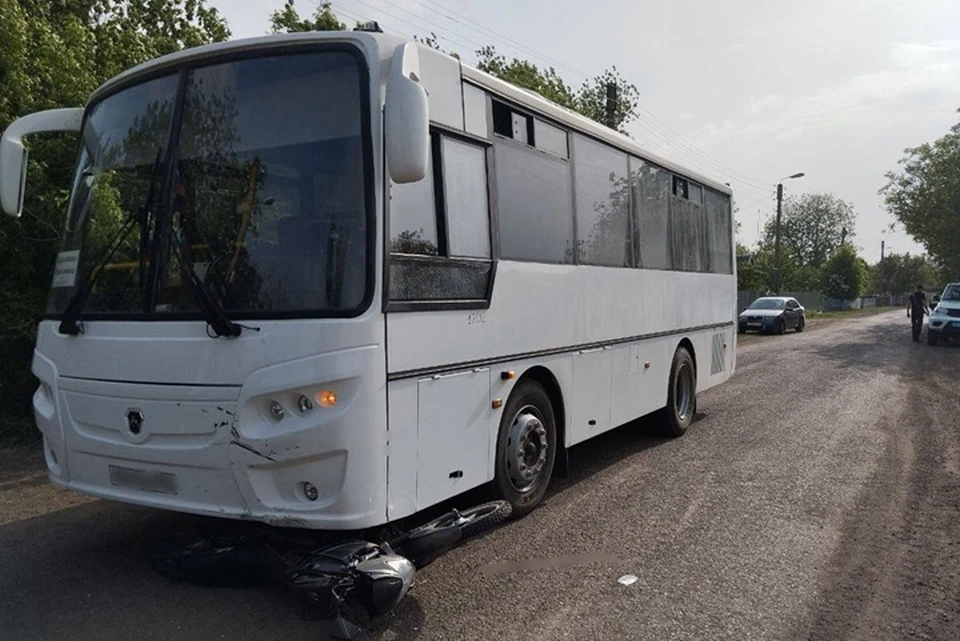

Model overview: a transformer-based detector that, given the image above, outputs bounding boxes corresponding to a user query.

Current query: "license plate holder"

[109,465,178,495]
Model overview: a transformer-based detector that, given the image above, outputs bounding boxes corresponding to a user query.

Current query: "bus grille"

[711,333,725,375]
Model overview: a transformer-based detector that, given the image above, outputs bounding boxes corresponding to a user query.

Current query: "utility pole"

[604,82,617,129]
[881,240,885,262]
[772,172,805,295]
[774,183,784,294]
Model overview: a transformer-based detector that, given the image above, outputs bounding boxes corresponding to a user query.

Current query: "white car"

[927,283,960,345]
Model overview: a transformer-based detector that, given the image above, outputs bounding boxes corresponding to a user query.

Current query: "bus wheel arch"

[677,337,697,378]
[492,367,563,518]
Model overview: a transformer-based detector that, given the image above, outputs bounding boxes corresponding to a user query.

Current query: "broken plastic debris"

[617,574,638,586]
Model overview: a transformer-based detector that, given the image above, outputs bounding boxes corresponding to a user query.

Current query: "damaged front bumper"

[32,346,387,530]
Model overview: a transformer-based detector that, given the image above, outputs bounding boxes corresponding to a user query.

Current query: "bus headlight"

[268,400,285,421]
[297,395,313,413]
[302,482,319,501]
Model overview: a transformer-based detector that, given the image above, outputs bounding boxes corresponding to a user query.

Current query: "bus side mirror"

[385,43,429,184]
[1,108,83,217]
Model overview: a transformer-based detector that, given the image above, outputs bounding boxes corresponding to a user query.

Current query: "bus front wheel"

[659,346,697,437]
[492,379,557,518]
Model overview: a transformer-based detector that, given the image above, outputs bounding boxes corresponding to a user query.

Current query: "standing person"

[907,285,929,342]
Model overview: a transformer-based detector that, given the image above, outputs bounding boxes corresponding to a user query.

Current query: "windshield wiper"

[167,219,242,338]
[59,148,163,336]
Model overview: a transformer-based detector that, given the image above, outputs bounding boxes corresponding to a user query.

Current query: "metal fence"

[738,290,823,312]
[739,291,900,312]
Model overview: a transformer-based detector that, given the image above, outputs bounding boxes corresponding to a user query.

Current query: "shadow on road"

[548,414,674,497]
[805,317,959,378]
[0,499,333,640]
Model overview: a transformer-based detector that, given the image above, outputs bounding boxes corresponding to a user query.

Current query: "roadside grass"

[806,306,902,323]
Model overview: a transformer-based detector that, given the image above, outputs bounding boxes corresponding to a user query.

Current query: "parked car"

[738,296,806,334]
[927,283,960,345]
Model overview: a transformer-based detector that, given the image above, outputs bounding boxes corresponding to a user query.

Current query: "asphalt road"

[1,310,958,641]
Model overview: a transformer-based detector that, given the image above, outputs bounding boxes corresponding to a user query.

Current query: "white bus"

[1,30,736,530]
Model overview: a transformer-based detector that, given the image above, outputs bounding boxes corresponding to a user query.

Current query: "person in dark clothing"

[907,285,929,342]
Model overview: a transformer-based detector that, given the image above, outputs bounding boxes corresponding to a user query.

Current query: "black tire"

[928,331,939,346]
[659,347,697,437]
[776,318,786,335]
[737,325,745,335]
[405,501,512,542]
[796,316,805,332]
[492,380,557,518]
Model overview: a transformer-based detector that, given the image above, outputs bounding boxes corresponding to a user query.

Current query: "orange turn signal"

[316,390,338,408]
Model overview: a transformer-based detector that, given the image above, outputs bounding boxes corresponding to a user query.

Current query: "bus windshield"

[47,50,370,319]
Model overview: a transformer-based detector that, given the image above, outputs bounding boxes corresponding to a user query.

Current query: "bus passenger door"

[569,347,613,446]
[416,368,493,508]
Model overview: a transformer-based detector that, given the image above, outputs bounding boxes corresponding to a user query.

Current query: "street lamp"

[773,172,805,294]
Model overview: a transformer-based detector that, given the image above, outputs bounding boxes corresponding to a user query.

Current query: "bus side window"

[492,100,532,145]
[440,137,490,259]
[388,132,494,307]
[389,139,440,256]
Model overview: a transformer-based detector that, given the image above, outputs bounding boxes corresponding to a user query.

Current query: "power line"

[634,135,774,198]
[337,0,481,59]
[735,191,776,214]
[628,112,773,189]
[332,4,420,43]
[632,133,772,196]
[403,1,774,189]
[330,0,773,191]
[404,0,590,81]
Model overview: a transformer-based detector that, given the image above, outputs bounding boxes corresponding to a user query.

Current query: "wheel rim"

[505,405,549,494]
[674,363,695,421]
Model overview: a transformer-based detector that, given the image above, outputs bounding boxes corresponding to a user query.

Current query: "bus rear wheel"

[659,346,697,438]
[492,379,557,518]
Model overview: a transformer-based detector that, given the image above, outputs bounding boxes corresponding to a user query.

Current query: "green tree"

[0,0,229,330]
[821,244,868,301]
[270,0,345,33]
[475,46,578,112]
[761,193,856,272]
[572,66,639,133]
[268,4,641,132]
[739,245,814,292]
[871,252,941,296]
[881,111,960,278]
[736,244,766,291]
[0,0,228,420]
[476,46,639,132]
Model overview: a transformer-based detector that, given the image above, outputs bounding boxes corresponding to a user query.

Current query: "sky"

[210,0,960,262]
